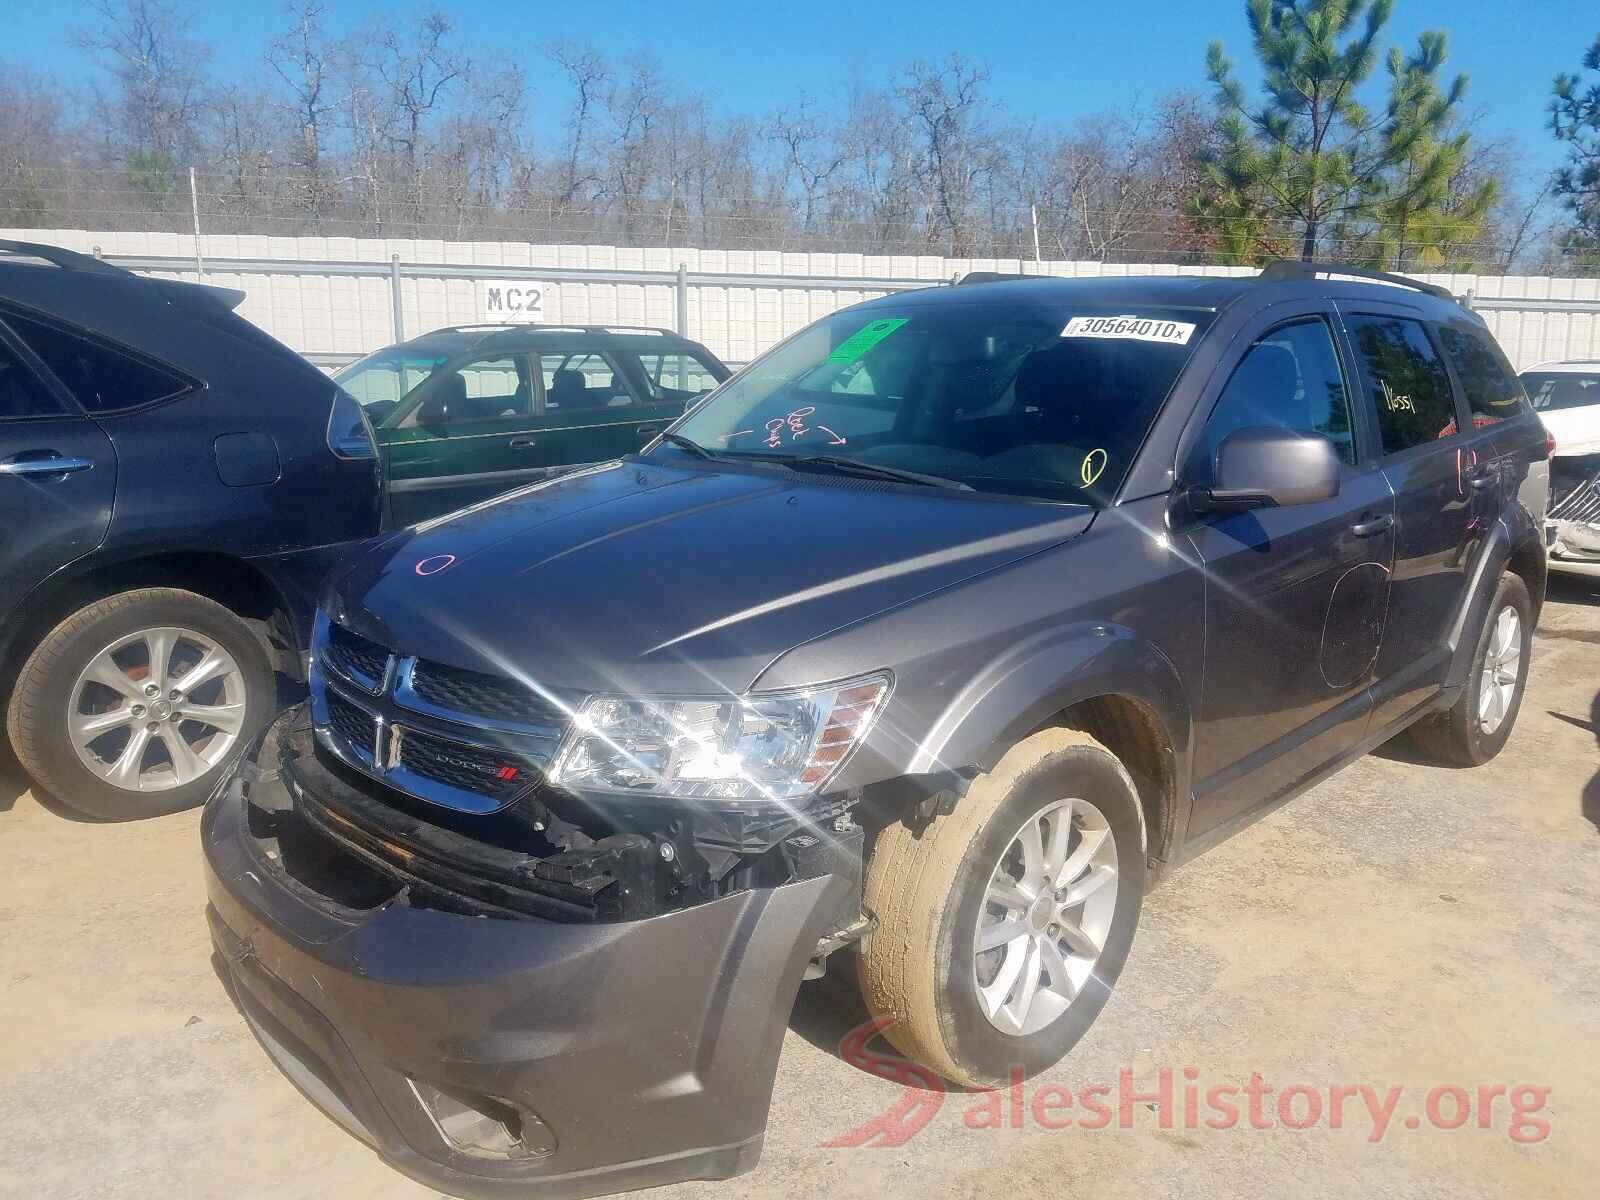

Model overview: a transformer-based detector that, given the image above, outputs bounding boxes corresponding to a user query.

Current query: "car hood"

[328,461,1094,697]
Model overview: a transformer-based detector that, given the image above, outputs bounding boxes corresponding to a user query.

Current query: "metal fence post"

[676,262,689,337]
[390,254,405,342]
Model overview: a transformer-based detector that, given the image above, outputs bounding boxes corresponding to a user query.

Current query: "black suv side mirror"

[1188,427,1341,514]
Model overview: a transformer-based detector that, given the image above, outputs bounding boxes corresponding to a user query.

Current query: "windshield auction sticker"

[827,317,909,364]
[1062,315,1196,345]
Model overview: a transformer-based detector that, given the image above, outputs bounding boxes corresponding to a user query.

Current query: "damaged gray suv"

[203,263,1549,1199]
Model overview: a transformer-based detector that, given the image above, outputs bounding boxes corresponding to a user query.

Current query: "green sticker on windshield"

[826,318,908,364]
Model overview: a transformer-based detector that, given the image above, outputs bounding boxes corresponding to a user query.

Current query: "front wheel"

[858,727,1146,1089]
[6,588,274,819]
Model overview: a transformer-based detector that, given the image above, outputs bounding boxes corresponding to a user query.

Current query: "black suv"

[204,263,1548,1199]
[0,241,381,818]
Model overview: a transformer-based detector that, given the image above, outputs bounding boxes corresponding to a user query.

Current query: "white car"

[1522,360,1600,458]
[1523,361,1600,575]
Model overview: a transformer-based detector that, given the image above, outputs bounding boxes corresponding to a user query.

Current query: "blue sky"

[13,0,1597,174]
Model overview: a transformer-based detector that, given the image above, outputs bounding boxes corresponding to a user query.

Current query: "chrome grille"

[1550,470,1600,524]
[325,688,376,763]
[326,623,390,691]
[396,726,537,803]
[408,658,566,730]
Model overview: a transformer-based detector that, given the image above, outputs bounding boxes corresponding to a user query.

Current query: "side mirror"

[416,396,450,426]
[1190,427,1341,514]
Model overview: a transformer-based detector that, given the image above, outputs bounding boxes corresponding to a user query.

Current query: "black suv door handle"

[0,454,94,478]
[1350,513,1393,538]
[508,436,537,449]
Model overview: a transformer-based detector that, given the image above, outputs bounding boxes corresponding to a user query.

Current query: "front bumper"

[202,711,847,1199]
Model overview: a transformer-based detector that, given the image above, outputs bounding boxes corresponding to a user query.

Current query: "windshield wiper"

[658,431,721,461]
[761,453,973,491]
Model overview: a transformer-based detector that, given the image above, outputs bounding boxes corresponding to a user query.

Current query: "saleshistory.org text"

[825,1019,1552,1148]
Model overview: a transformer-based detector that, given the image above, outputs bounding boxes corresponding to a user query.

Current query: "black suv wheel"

[7,587,273,819]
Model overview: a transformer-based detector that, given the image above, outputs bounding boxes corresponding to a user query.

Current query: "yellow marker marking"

[1080,448,1108,487]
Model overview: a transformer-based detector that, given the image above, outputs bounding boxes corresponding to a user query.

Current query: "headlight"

[549,674,891,802]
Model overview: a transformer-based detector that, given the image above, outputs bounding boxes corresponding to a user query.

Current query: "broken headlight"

[549,674,890,802]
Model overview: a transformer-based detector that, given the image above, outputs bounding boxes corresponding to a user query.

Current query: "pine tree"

[1369,33,1496,271]
[1550,34,1600,261]
[1195,0,1480,265]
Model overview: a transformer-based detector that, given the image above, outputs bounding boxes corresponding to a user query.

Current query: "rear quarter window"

[1435,323,1528,427]
[2,310,191,414]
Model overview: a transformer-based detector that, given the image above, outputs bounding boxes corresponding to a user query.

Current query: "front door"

[1336,308,1486,730]
[0,325,116,619]
[531,347,666,469]
[378,352,541,525]
[1183,311,1395,836]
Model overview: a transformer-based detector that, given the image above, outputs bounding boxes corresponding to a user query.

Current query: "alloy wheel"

[1477,604,1522,735]
[973,796,1120,1037]
[67,626,247,792]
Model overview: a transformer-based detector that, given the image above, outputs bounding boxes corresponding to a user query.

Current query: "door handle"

[0,455,94,477]
[635,425,663,437]
[1350,513,1393,538]
[508,437,537,449]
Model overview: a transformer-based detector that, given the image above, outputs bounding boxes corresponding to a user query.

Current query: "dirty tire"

[6,588,273,820]
[858,727,1146,1089]
[1408,572,1532,768]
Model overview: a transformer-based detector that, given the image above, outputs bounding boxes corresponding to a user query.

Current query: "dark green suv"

[335,324,730,524]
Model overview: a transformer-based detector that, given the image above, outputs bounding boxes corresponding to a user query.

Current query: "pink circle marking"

[415,554,457,576]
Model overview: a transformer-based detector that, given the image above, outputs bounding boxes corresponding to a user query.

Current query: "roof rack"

[422,323,679,340]
[955,271,1039,286]
[1257,260,1456,302]
[0,239,131,277]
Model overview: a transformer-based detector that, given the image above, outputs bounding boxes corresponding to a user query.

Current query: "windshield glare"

[667,303,1213,504]
[1521,372,1600,413]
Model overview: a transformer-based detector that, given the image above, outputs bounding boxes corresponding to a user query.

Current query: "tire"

[1408,571,1533,768]
[858,727,1147,1089]
[6,588,274,820]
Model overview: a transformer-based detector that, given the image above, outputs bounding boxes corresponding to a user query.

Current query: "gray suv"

[203,263,1549,1199]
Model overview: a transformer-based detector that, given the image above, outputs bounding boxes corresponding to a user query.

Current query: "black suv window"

[1194,318,1356,478]
[0,336,67,419]
[1344,315,1458,454]
[1435,323,1528,427]
[3,311,190,414]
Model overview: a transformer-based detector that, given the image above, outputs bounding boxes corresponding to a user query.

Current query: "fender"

[907,619,1194,859]
[1442,504,1544,692]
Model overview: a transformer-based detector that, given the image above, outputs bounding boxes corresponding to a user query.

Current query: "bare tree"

[900,54,995,254]
[764,95,845,234]
[267,0,339,216]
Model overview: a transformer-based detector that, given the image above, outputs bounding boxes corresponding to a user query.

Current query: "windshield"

[665,302,1213,504]
[1521,371,1600,413]
[334,350,448,424]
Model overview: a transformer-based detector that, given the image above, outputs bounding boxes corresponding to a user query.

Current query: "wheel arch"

[909,623,1193,872]
[1,551,298,695]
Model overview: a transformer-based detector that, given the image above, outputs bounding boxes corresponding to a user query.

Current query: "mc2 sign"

[481,282,546,322]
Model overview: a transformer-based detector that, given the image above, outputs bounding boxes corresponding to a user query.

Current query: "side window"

[1435,323,1528,427]
[635,351,721,400]
[1193,318,1356,481]
[1344,315,1459,454]
[539,351,635,412]
[401,355,529,429]
[3,311,189,414]
[0,336,67,419]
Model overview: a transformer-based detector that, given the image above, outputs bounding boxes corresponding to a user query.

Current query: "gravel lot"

[2,576,1596,1200]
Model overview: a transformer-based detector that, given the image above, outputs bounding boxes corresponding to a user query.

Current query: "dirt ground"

[1,576,1596,1200]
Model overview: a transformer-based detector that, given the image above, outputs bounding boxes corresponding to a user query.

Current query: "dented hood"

[328,461,1093,696]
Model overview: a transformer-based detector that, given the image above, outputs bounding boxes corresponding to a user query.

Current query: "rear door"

[0,317,116,623]
[1336,305,1485,730]
[529,345,657,467]
[379,352,539,525]
[1184,307,1395,835]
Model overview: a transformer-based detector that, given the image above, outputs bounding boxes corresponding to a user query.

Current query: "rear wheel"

[7,588,274,819]
[1408,572,1533,767]
[858,727,1146,1089]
